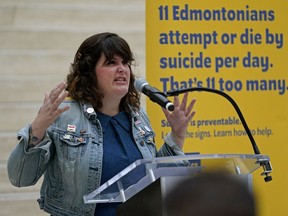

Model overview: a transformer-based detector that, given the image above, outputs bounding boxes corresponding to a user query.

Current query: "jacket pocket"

[59,133,88,161]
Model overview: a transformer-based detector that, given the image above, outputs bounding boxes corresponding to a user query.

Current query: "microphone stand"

[166,87,272,182]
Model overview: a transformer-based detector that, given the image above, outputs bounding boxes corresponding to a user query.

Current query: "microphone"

[166,87,272,182]
[134,78,174,111]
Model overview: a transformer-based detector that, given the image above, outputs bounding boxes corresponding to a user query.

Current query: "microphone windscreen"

[134,78,147,92]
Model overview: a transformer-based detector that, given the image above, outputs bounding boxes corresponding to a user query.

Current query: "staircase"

[0,0,145,215]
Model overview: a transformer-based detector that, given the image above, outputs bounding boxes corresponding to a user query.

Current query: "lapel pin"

[67,124,76,132]
[87,108,94,114]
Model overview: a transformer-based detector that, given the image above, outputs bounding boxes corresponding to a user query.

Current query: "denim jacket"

[7,98,185,216]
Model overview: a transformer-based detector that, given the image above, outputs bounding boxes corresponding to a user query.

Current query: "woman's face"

[95,52,131,99]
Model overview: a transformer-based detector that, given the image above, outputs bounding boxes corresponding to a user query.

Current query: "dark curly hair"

[66,32,140,113]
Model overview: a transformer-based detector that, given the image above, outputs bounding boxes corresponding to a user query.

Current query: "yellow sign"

[146,1,288,215]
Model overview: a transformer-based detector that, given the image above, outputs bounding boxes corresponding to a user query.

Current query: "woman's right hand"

[30,81,70,145]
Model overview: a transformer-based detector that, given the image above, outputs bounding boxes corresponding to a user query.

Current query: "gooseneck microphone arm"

[166,87,272,182]
[166,87,260,155]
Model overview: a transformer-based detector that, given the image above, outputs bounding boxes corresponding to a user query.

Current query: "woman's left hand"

[162,92,196,148]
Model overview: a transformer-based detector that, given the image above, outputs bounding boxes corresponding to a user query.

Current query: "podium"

[83,154,271,216]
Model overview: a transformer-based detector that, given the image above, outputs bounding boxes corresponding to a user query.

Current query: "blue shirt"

[94,111,144,216]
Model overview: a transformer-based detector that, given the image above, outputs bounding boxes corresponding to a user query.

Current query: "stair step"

[0,200,46,216]
[0,2,144,27]
[0,30,145,56]
[0,49,145,75]
[0,132,19,161]
[0,74,64,103]
[0,102,40,131]
[0,0,139,4]
[0,50,72,75]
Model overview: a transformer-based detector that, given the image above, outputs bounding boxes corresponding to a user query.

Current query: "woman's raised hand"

[30,81,70,144]
[162,92,196,148]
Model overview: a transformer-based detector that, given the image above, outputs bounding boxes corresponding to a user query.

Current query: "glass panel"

[83,154,270,204]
